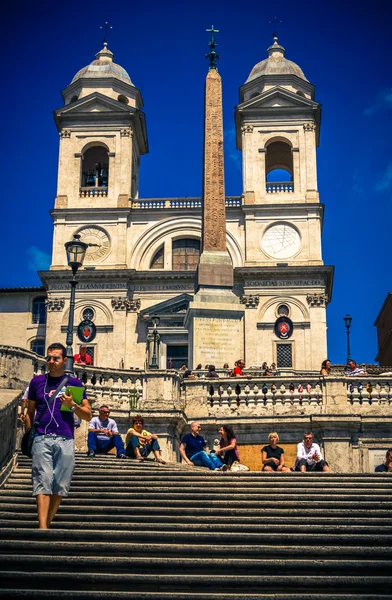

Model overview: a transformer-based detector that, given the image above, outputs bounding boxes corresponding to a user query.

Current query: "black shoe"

[87,450,96,458]
[118,453,127,459]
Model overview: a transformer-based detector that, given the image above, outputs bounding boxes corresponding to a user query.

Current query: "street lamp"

[344,314,352,365]
[64,234,88,375]
[149,316,160,369]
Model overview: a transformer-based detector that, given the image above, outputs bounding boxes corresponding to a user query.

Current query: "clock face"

[261,224,300,259]
[77,227,111,263]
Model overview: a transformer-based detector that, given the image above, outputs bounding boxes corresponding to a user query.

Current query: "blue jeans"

[190,450,223,470]
[87,432,125,457]
[126,436,160,458]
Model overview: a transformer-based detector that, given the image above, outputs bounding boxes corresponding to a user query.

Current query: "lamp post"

[149,316,160,369]
[344,314,352,365]
[64,234,88,375]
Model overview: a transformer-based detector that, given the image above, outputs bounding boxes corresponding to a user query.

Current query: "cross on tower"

[269,16,282,38]
[206,25,220,70]
[100,21,113,44]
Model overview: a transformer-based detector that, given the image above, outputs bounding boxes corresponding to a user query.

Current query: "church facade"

[0,38,333,371]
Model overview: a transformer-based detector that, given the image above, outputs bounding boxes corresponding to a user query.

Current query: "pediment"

[139,293,193,320]
[54,92,134,117]
[238,87,318,111]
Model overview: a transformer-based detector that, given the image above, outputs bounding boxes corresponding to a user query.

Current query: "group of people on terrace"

[182,358,371,380]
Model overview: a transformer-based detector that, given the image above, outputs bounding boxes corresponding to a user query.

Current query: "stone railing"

[347,378,392,405]
[266,182,294,193]
[79,187,108,197]
[131,197,242,209]
[0,390,21,484]
[73,365,145,411]
[0,346,46,390]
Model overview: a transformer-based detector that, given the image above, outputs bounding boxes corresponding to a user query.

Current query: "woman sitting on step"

[125,415,166,463]
[214,425,240,470]
[261,432,290,472]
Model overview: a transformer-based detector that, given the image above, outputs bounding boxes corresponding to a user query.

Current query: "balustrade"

[266,182,294,193]
[204,377,324,408]
[73,365,144,411]
[79,187,108,197]
[131,197,242,209]
[347,378,392,405]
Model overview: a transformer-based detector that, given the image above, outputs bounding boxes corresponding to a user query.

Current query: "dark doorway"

[166,345,188,369]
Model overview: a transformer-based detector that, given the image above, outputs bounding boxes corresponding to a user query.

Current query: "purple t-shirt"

[28,374,86,438]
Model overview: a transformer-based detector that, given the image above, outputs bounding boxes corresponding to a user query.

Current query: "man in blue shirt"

[180,422,226,471]
[375,449,392,472]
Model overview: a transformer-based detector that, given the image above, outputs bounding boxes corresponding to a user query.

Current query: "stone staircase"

[0,453,391,599]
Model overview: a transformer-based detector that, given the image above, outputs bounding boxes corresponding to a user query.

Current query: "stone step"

[1,555,391,575]
[0,529,391,547]
[0,513,389,526]
[0,519,390,534]
[2,592,392,600]
[1,540,390,559]
[1,571,391,593]
[0,501,389,517]
[7,480,392,494]
[2,488,391,503]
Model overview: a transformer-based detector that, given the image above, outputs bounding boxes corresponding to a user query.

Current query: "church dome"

[246,37,308,83]
[71,43,133,86]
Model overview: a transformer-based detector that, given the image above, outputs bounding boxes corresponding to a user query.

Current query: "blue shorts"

[32,435,75,497]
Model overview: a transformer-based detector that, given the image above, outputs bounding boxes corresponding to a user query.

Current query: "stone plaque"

[368,449,389,473]
[189,312,244,368]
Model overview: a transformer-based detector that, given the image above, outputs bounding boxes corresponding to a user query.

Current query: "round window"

[82,307,95,321]
[277,304,290,317]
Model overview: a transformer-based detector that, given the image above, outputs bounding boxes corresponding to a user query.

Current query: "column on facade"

[241,125,254,195]
[119,128,134,200]
[257,148,266,202]
[303,123,317,192]
[307,294,328,370]
[56,131,73,203]
[291,147,300,195]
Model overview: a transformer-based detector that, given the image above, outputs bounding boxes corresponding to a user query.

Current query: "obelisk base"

[185,290,244,370]
[196,251,233,291]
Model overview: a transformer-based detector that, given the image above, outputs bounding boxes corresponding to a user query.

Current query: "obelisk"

[185,26,244,368]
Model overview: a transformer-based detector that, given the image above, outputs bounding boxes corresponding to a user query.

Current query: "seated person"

[180,422,226,471]
[375,449,392,472]
[206,364,219,379]
[294,432,330,472]
[183,370,197,379]
[346,359,367,376]
[87,405,126,458]
[125,415,166,463]
[320,359,331,376]
[215,425,240,469]
[261,432,290,472]
[74,344,92,366]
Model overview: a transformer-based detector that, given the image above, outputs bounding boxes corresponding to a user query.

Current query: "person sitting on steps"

[374,449,392,472]
[180,422,227,471]
[261,432,290,472]
[294,432,330,472]
[87,405,126,459]
[125,415,166,463]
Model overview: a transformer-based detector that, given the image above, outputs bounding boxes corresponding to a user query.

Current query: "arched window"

[172,239,200,271]
[265,140,294,192]
[32,297,46,324]
[30,338,45,356]
[81,146,109,191]
[150,246,164,269]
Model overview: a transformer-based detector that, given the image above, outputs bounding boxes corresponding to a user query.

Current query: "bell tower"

[50,43,148,270]
[235,36,333,370]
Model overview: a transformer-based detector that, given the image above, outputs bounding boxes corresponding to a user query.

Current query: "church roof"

[71,43,133,86]
[246,37,308,83]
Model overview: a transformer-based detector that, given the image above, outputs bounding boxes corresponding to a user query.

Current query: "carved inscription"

[202,69,226,252]
[194,317,243,364]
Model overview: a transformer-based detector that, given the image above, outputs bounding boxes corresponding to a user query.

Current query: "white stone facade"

[0,39,333,372]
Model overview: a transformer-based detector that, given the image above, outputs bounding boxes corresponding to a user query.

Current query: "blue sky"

[3,0,391,364]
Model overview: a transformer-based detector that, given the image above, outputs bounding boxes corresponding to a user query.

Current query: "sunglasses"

[100,411,110,414]
[46,356,62,362]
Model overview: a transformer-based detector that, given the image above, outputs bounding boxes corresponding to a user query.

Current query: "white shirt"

[296,441,322,465]
[88,416,118,441]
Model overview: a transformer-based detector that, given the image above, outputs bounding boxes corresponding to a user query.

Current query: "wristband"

[71,405,78,413]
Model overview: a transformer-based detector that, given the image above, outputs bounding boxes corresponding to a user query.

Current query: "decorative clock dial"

[261,224,300,259]
[77,227,111,263]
